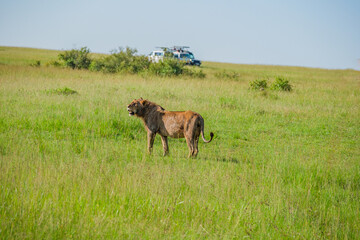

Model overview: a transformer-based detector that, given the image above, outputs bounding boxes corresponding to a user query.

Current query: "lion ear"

[140,99,147,106]
[140,97,143,100]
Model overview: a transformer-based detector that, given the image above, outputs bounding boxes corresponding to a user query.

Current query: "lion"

[127,98,214,157]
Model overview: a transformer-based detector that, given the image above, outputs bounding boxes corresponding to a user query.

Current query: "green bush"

[47,87,78,95]
[46,60,62,67]
[215,70,239,80]
[128,55,151,73]
[271,76,292,91]
[183,67,206,78]
[250,79,268,90]
[58,47,92,69]
[30,60,41,67]
[88,59,104,72]
[149,58,185,77]
[90,47,150,74]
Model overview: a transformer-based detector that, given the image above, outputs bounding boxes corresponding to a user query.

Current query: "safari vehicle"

[148,50,165,63]
[148,46,201,66]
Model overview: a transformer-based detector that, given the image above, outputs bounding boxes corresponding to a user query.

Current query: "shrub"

[250,79,268,90]
[128,55,151,73]
[183,67,206,78]
[46,60,62,67]
[88,59,104,72]
[149,58,185,77]
[215,70,239,80]
[271,76,292,91]
[58,47,92,69]
[47,87,78,95]
[90,47,150,74]
[30,60,41,67]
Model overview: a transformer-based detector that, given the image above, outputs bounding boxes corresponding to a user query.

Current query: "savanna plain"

[0,47,359,239]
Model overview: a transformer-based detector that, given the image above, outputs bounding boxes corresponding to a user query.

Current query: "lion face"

[127,98,143,116]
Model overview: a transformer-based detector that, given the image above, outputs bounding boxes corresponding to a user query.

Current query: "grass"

[0,46,359,239]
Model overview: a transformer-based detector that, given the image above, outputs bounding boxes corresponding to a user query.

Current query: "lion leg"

[160,135,169,156]
[194,135,199,157]
[193,126,201,157]
[185,136,195,158]
[147,131,156,154]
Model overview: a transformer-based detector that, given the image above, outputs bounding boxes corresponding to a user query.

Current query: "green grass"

[0,46,359,239]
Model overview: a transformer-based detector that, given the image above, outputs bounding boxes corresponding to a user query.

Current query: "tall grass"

[0,47,359,239]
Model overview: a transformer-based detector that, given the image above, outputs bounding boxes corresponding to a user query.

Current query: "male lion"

[127,98,214,157]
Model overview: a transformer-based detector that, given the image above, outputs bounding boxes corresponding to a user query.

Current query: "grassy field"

[0,46,359,239]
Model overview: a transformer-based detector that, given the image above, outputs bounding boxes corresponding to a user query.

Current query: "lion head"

[127,97,144,116]
[127,98,165,117]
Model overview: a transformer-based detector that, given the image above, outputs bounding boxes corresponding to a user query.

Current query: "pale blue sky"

[1,0,359,70]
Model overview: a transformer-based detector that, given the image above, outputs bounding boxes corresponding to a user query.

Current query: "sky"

[1,0,359,70]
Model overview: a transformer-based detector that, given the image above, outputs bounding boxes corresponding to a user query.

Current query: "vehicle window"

[180,53,190,59]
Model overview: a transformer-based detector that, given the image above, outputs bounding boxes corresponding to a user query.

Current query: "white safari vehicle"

[148,46,201,66]
[148,50,165,63]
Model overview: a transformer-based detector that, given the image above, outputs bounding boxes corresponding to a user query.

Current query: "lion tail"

[199,117,214,143]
